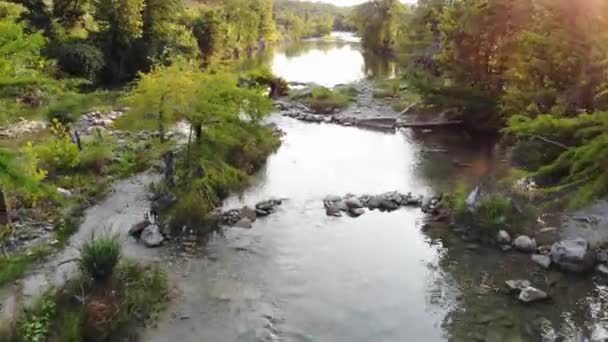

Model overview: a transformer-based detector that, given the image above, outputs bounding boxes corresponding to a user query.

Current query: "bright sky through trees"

[312,0,413,6]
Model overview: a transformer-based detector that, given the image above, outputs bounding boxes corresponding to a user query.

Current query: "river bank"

[2,31,608,342]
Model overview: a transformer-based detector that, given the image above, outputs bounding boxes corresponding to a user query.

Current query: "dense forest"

[274,0,355,40]
[350,0,608,205]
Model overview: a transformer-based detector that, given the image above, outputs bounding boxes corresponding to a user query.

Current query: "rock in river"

[497,230,511,245]
[345,197,364,209]
[531,254,552,269]
[141,225,164,247]
[129,219,151,237]
[550,238,596,273]
[513,235,536,253]
[518,286,549,303]
[232,218,253,229]
[255,199,282,217]
[505,280,531,293]
[348,208,365,217]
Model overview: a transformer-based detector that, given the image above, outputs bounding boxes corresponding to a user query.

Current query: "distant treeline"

[274,0,356,40]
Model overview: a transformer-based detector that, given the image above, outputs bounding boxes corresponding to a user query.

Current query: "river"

[138,33,608,341]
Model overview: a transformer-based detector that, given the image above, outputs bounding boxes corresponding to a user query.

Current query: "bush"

[475,195,516,232]
[46,93,90,124]
[79,138,113,172]
[303,86,352,114]
[373,79,402,99]
[36,135,80,173]
[79,234,121,283]
[17,293,56,342]
[447,181,471,221]
[57,42,104,80]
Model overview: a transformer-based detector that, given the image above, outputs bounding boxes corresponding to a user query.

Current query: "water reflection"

[246,32,397,87]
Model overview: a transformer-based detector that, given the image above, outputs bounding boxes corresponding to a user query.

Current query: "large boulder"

[513,235,536,253]
[129,219,151,237]
[550,238,596,273]
[141,225,164,247]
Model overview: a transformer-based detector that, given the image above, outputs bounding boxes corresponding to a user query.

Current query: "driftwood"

[396,120,464,128]
[530,135,570,150]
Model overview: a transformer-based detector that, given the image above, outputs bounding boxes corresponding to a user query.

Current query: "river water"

[141,33,608,342]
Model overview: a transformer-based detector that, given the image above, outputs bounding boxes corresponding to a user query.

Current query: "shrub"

[303,86,351,114]
[46,93,90,124]
[79,138,112,172]
[57,42,104,80]
[35,120,80,172]
[115,261,168,322]
[447,181,471,221]
[17,293,56,342]
[373,79,402,98]
[79,234,121,283]
[475,195,516,232]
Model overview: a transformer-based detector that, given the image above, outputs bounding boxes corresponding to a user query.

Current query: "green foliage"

[79,138,113,171]
[0,10,46,79]
[475,195,516,233]
[274,0,353,40]
[53,310,83,342]
[57,42,104,80]
[447,181,470,221]
[301,86,352,114]
[53,0,88,29]
[372,79,402,98]
[507,113,608,206]
[18,293,56,342]
[190,0,276,66]
[0,251,37,286]
[114,261,168,324]
[353,0,405,55]
[79,234,121,283]
[35,121,80,172]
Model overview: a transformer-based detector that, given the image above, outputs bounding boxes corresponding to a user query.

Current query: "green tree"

[92,0,145,83]
[123,61,196,141]
[354,0,405,55]
[0,149,39,225]
[52,0,87,29]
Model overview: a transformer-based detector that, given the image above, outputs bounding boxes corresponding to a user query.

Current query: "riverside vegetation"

[2,0,608,341]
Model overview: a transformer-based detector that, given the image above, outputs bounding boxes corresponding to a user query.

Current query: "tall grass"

[79,234,121,283]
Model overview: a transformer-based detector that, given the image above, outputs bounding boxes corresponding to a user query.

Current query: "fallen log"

[395,120,464,128]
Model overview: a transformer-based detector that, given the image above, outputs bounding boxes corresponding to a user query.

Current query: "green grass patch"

[372,79,403,99]
[0,246,50,287]
[79,235,121,283]
[6,234,168,342]
[301,86,353,114]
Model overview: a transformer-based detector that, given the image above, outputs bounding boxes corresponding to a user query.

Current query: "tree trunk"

[0,187,8,226]
[194,124,203,143]
[164,151,175,187]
